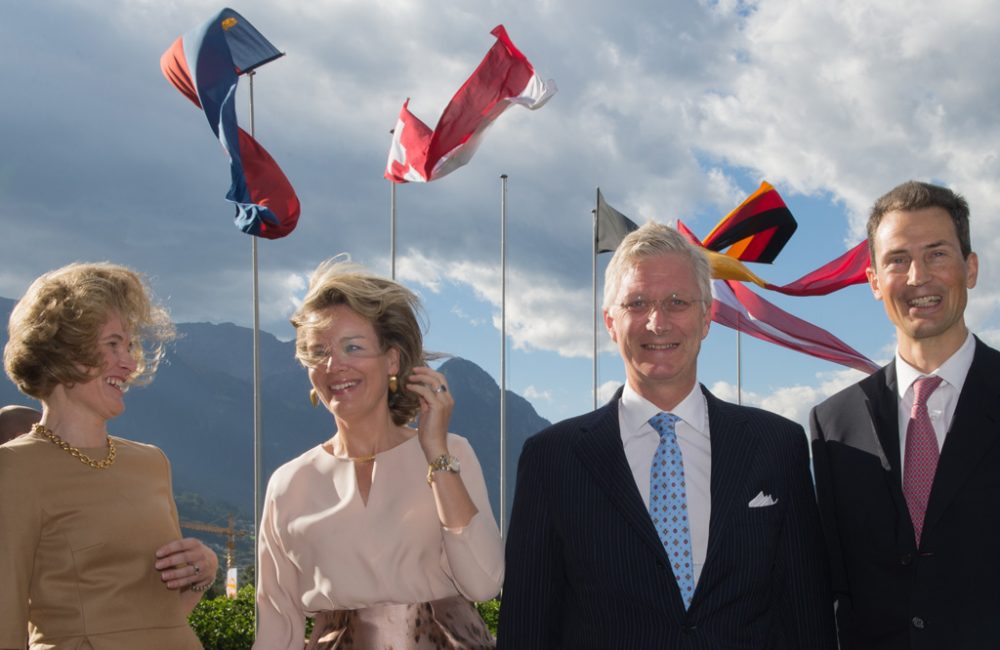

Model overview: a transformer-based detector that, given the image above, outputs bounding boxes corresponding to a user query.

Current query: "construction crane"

[180,514,249,571]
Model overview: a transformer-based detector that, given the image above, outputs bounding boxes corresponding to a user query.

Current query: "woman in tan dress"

[0,262,218,650]
[255,258,503,649]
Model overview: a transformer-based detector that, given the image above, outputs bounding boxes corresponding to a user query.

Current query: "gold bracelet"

[190,581,214,592]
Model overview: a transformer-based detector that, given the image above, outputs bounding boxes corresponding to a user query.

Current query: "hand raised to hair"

[406,365,453,461]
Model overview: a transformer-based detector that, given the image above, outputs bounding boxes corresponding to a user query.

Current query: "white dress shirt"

[895,331,975,476]
[618,381,712,585]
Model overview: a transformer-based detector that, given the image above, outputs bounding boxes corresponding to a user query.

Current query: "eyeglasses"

[618,294,703,317]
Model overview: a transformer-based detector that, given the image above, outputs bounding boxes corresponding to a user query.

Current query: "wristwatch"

[427,454,461,485]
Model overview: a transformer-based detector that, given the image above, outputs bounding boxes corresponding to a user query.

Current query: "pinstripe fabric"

[811,338,1000,649]
[498,385,836,650]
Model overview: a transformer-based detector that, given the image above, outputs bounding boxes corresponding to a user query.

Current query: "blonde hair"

[291,257,426,426]
[603,221,711,311]
[4,262,175,399]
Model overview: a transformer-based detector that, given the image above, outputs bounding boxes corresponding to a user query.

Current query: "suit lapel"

[861,361,918,545]
[571,394,668,563]
[924,340,1000,534]
[701,388,756,575]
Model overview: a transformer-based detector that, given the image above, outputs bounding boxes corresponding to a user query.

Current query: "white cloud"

[709,366,868,429]
[598,380,623,405]
[522,385,552,402]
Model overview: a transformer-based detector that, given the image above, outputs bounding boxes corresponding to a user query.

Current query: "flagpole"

[499,173,508,540]
[248,70,263,634]
[390,181,397,280]
[592,188,599,411]
[736,313,742,405]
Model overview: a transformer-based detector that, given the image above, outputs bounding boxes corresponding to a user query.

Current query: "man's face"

[867,206,977,351]
[604,253,711,406]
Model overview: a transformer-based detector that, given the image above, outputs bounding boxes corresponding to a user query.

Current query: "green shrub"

[477,598,500,636]
[188,585,256,650]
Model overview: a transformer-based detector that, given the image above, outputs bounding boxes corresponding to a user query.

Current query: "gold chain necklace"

[32,423,117,469]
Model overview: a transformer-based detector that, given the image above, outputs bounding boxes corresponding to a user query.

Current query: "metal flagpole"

[736,313,743,405]
[592,189,599,411]
[248,70,263,633]
[389,129,397,280]
[390,182,397,280]
[499,173,508,539]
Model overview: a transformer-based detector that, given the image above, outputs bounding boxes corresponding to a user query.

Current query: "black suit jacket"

[811,337,1000,649]
[498,385,835,649]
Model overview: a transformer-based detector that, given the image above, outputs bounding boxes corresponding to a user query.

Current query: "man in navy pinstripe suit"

[498,221,836,649]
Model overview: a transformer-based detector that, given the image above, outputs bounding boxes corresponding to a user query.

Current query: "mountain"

[0,297,550,525]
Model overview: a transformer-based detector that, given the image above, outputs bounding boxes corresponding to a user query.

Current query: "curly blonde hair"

[291,257,426,426]
[4,262,176,399]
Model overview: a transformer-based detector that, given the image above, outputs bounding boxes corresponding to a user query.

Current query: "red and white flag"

[711,279,879,374]
[385,25,556,183]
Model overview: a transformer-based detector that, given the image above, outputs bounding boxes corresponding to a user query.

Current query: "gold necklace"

[32,423,117,469]
[348,453,376,463]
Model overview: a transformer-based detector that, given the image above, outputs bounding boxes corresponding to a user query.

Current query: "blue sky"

[2,0,999,430]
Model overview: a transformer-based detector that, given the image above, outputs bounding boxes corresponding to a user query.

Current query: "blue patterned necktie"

[649,412,695,609]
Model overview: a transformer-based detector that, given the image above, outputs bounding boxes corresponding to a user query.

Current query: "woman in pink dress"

[255,258,503,649]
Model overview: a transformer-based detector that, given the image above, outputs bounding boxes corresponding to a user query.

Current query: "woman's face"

[302,305,399,422]
[61,312,137,423]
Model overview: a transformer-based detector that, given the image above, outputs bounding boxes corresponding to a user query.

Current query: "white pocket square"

[748,491,778,508]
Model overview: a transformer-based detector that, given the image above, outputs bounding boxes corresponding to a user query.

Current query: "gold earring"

[388,375,398,394]
[309,389,319,407]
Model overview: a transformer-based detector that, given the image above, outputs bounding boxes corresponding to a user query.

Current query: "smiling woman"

[0,262,218,650]
[255,256,503,649]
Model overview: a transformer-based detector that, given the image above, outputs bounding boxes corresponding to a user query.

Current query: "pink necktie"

[903,375,944,547]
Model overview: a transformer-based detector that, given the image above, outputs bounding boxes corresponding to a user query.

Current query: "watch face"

[447,457,461,472]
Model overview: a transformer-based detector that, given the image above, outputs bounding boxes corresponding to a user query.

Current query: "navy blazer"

[498,385,835,649]
[811,337,1000,650]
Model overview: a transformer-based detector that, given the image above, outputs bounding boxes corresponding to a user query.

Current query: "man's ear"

[866,265,883,301]
[603,309,618,343]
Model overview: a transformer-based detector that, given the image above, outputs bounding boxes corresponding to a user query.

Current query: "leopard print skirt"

[306,595,495,649]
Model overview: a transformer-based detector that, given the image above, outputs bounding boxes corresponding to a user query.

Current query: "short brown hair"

[868,181,971,266]
[4,262,175,399]
[291,257,426,426]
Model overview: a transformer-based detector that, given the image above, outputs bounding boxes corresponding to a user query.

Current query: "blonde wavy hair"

[4,262,175,399]
[291,257,427,426]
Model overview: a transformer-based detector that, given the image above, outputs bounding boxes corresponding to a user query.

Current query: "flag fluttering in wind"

[385,25,557,184]
[699,182,797,263]
[596,189,640,253]
[677,181,869,296]
[712,280,879,374]
[161,8,300,239]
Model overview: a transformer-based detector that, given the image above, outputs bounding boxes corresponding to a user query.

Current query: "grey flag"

[596,189,639,253]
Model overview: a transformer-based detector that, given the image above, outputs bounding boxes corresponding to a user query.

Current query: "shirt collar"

[620,381,709,439]
[895,331,975,399]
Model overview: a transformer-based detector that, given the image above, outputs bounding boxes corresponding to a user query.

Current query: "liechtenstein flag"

[161,8,300,239]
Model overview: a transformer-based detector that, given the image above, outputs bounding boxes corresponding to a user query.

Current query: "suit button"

[912,617,925,630]
[899,553,912,566]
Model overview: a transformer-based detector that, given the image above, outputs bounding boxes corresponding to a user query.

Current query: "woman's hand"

[154,537,219,591]
[406,365,453,460]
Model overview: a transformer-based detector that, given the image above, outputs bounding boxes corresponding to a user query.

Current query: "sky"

[2,0,999,431]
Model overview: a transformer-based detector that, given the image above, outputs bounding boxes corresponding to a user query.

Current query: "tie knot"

[649,412,680,439]
[911,375,944,408]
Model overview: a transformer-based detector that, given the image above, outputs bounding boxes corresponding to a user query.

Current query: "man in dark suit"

[498,221,835,649]
[810,181,997,649]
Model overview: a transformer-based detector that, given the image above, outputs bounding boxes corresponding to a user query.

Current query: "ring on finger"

[194,564,201,574]
[435,385,448,393]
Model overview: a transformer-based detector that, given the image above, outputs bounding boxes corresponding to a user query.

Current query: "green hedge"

[189,589,500,649]
[188,585,256,650]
